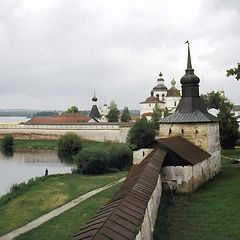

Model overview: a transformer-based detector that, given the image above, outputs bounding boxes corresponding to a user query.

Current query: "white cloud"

[0,0,239,110]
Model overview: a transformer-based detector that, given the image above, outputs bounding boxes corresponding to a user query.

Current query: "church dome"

[166,87,181,97]
[180,70,200,85]
[145,90,159,102]
[153,72,168,91]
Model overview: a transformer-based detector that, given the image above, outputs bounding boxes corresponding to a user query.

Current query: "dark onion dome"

[92,96,97,102]
[153,72,168,91]
[160,41,219,123]
[180,44,200,86]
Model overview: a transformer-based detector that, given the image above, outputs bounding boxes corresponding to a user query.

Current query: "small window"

[149,104,151,107]
[162,94,165,101]
[169,129,172,134]
[181,129,184,134]
[174,101,177,106]
[195,129,199,134]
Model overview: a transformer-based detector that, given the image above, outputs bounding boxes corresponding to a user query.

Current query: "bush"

[74,148,108,175]
[1,134,14,150]
[108,144,132,170]
[127,117,155,148]
[57,132,82,156]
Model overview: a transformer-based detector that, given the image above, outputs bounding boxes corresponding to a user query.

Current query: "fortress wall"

[133,148,154,164]
[161,151,221,192]
[135,175,162,240]
[159,123,209,152]
[0,123,131,143]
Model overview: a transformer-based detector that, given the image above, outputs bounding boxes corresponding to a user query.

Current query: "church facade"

[140,73,181,120]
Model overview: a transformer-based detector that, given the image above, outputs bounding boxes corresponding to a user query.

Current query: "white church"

[140,72,181,120]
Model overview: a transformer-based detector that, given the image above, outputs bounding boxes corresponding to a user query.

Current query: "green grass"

[0,139,105,150]
[153,150,240,240]
[15,184,121,240]
[0,172,127,236]
[221,148,240,159]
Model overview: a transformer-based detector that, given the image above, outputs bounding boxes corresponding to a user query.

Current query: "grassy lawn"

[16,184,121,240]
[0,139,103,150]
[0,172,127,236]
[153,150,240,240]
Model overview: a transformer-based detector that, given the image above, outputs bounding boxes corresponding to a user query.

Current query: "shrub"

[127,117,155,148]
[74,148,108,175]
[57,132,82,156]
[1,134,14,150]
[108,144,132,170]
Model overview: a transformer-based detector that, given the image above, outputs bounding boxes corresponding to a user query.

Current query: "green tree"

[106,101,120,122]
[67,105,79,113]
[226,63,240,81]
[121,107,131,122]
[1,134,14,150]
[151,104,162,130]
[57,132,82,156]
[127,117,155,148]
[201,91,239,149]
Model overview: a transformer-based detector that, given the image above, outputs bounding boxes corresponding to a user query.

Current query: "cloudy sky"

[0,0,239,111]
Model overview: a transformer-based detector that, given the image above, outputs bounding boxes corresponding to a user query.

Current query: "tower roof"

[160,42,219,123]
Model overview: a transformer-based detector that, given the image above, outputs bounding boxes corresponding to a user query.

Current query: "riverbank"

[0,139,103,150]
[0,171,127,237]
[153,149,240,240]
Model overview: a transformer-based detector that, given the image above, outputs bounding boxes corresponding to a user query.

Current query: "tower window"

[169,129,172,134]
[174,101,177,106]
[162,94,165,101]
[181,129,184,134]
[195,129,199,134]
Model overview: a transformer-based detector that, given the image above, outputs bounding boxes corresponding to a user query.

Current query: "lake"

[0,116,29,124]
[0,149,74,196]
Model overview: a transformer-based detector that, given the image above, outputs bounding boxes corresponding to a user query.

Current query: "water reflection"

[0,149,74,196]
[1,147,14,158]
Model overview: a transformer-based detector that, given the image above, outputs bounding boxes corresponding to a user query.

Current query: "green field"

[0,139,103,150]
[16,184,121,240]
[0,172,127,236]
[153,150,240,240]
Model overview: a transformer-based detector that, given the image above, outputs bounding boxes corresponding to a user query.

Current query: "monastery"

[73,43,221,240]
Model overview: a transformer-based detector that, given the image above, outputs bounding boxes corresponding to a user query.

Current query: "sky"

[0,0,239,111]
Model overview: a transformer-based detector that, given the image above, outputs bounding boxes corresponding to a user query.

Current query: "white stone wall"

[161,150,221,192]
[133,148,154,164]
[135,175,162,240]
[165,96,181,112]
[140,102,165,117]
[0,123,131,143]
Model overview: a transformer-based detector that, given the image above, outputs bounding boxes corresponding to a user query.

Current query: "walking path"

[222,155,240,161]
[0,177,126,240]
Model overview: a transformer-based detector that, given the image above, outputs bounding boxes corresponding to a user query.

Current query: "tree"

[226,63,240,81]
[151,104,162,129]
[67,105,79,113]
[1,134,14,149]
[57,132,82,156]
[201,91,239,149]
[121,107,131,122]
[127,117,155,148]
[106,101,120,122]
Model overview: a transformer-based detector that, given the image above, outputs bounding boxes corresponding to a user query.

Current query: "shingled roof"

[160,110,219,123]
[157,136,211,165]
[73,148,167,240]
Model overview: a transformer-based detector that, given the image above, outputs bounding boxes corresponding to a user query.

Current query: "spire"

[176,41,208,113]
[185,41,192,69]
